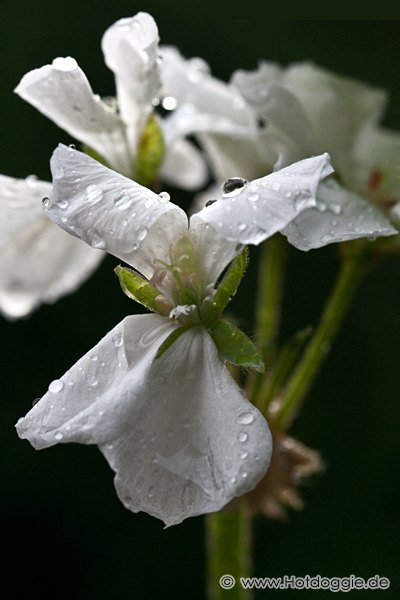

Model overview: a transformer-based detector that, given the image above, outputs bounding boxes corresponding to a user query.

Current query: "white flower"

[160,52,399,249]
[15,12,207,189]
[0,174,103,318]
[16,144,334,525]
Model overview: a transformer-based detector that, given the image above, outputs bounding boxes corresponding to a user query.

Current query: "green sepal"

[200,247,248,325]
[209,318,264,372]
[214,247,248,313]
[155,327,187,359]
[115,265,169,315]
[133,115,165,187]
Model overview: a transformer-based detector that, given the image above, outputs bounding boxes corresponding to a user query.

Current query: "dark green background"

[1,5,399,599]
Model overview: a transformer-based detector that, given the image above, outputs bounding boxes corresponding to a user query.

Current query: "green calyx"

[115,265,171,316]
[133,115,165,187]
[116,246,263,371]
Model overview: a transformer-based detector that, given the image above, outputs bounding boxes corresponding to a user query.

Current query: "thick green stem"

[246,235,288,401]
[274,246,370,427]
[255,235,288,363]
[205,506,253,600]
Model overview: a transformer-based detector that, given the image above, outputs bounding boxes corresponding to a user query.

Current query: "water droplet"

[285,191,292,199]
[161,96,178,111]
[90,231,105,249]
[68,144,76,150]
[58,199,69,209]
[85,184,103,203]
[140,325,162,347]
[42,197,50,208]
[241,472,248,479]
[90,354,98,362]
[148,486,155,498]
[238,432,248,443]
[272,182,281,191]
[222,177,248,197]
[144,197,155,209]
[48,379,64,393]
[112,332,123,347]
[61,216,68,223]
[238,222,247,232]
[114,192,132,209]
[330,203,342,215]
[248,192,259,202]
[159,191,170,203]
[239,450,248,459]
[237,412,255,425]
[86,373,98,387]
[55,432,64,441]
[318,201,327,212]
[32,398,40,407]
[137,226,148,241]
[230,477,237,484]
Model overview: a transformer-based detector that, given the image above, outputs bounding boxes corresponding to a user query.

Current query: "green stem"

[274,245,370,427]
[205,506,253,600]
[255,235,288,362]
[246,235,288,401]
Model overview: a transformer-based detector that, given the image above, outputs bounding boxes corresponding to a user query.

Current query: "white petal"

[47,144,188,278]
[0,216,104,319]
[16,314,176,447]
[194,154,333,245]
[16,317,272,525]
[231,62,316,161]
[160,46,253,128]
[101,13,160,151]
[281,179,397,250]
[282,62,387,177]
[0,175,50,247]
[15,57,131,175]
[101,327,271,526]
[160,138,208,190]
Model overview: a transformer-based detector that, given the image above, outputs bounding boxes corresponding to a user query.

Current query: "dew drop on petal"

[112,332,123,348]
[230,477,237,484]
[86,373,98,388]
[48,379,64,393]
[239,450,248,459]
[238,432,248,443]
[114,192,132,209]
[85,184,103,203]
[238,222,247,232]
[58,199,69,209]
[148,486,155,498]
[248,192,259,202]
[237,412,255,425]
[137,226,148,241]
[90,232,106,249]
[222,177,248,197]
[272,182,281,192]
[42,197,50,208]
[68,144,76,150]
[159,191,170,203]
[55,432,64,441]
[144,197,155,209]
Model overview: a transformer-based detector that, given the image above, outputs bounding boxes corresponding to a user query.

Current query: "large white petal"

[231,62,316,162]
[193,154,333,245]
[15,57,131,175]
[0,216,104,319]
[101,13,160,152]
[160,138,208,190]
[0,175,50,247]
[46,144,188,278]
[16,314,176,447]
[101,326,271,526]
[160,46,253,128]
[281,179,397,251]
[282,62,387,178]
[16,316,272,525]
